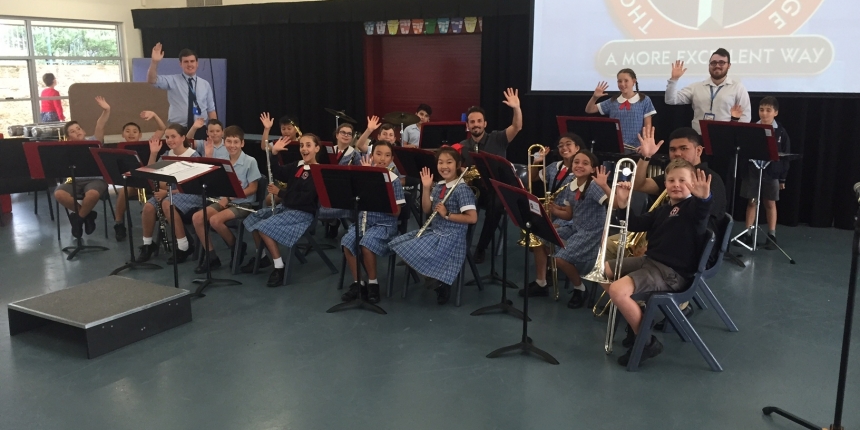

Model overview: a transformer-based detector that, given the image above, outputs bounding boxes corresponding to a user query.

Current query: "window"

[0,17,123,134]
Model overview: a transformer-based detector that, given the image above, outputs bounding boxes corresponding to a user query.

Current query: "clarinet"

[265,141,275,214]
[153,182,173,253]
[415,168,469,238]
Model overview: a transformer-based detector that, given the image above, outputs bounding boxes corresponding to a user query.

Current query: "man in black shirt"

[461,88,523,263]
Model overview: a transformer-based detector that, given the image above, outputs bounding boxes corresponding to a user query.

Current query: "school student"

[187,118,228,159]
[585,68,656,151]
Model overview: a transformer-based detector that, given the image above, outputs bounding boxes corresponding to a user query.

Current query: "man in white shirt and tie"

[665,48,751,134]
[147,43,217,139]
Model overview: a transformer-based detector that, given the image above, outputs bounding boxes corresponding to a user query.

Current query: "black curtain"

[480,15,860,230]
[140,23,367,143]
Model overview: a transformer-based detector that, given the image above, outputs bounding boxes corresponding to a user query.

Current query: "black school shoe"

[567,288,586,309]
[435,282,452,305]
[341,281,362,301]
[622,324,636,348]
[266,268,285,287]
[84,211,97,235]
[617,335,663,367]
[519,281,549,297]
[240,256,272,273]
[166,246,195,265]
[136,243,158,262]
[194,256,222,274]
[367,282,381,304]
[68,212,84,238]
[114,223,127,241]
[324,221,339,239]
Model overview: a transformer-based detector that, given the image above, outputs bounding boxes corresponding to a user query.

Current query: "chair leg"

[338,249,347,290]
[231,225,245,275]
[294,245,309,264]
[466,252,484,291]
[103,199,109,239]
[668,304,723,372]
[47,189,54,221]
[455,260,465,307]
[253,244,263,274]
[306,234,338,274]
[627,300,660,371]
[662,303,693,342]
[283,246,294,286]
[56,199,61,241]
[34,190,38,215]
[693,291,708,310]
[386,254,395,298]
[700,281,739,332]
[402,264,411,299]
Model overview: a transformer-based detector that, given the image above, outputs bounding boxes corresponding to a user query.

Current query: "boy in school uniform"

[187,118,229,159]
[191,125,261,273]
[401,103,432,148]
[606,158,713,367]
[739,96,790,249]
[54,96,111,239]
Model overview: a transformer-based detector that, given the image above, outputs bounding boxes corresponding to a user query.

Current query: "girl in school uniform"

[553,150,611,309]
[519,134,581,299]
[389,146,478,305]
[340,141,406,304]
[585,68,656,152]
[245,134,322,287]
[136,123,198,263]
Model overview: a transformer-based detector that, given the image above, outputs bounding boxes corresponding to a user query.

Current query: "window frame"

[0,15,125,125]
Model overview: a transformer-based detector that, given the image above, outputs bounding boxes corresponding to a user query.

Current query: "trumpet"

[206,197,257,213]
[415,167,469,238]
[581,158,638,354]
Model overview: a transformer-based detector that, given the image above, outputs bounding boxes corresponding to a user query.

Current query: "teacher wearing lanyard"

[665,47,751,134]
[147,43,217,140]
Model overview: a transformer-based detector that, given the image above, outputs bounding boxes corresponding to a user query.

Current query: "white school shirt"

[665,76,751,134]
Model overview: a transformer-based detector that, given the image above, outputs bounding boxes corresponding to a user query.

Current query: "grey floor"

[0,191,857,430]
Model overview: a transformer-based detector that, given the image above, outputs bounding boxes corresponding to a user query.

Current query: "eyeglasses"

[709,61,728,66]
[337,131,352,136]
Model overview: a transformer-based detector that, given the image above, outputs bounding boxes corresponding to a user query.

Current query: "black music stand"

[700,120,795,264]
[486,179,563,365]
[278,142,334,166]
[392,146,441,225]
[24,141,108,260]
[91,148,162,275]
[556,116,624,155]
[419,122,467,149]
[118,141,168,165]
[470,152,525,321]
[171,156,246,297]
[0,138,54,223]
[313,164,399,315]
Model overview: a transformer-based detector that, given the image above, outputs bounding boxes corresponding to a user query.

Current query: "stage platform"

[8,276,191,358]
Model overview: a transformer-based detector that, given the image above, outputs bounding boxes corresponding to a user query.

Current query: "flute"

[206,197,257,213]
[265,141,275,213]
[415,168,469,238]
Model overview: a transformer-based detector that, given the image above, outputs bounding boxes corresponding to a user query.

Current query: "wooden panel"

[365,35,481,123]
[68,83,169,135]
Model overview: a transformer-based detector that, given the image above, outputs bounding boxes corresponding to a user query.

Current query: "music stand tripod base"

[762,407,829,430]
[729,166,796,264]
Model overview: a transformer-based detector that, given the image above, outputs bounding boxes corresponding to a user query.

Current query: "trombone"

[581,158,638,354]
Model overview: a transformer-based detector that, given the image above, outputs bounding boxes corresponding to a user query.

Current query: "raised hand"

[636,126,664,158]
[594,165,609,188]
[435,202,448,217]
[272,136,291,154]
[533,146,550,163]
[685,169,712,199]
[670,60,687,80]
[94,96,110,110]
[360,153,373,166]
[420,166,433,189]
[192,117,205,130]
[148,135,162,153]
[593,81,609,99]
[502,88,520,109]
[204,137,215,157]
[366,115,381,132]
[260,112,273,129]
[730,104,743,119]
[151,43,164,62]
[140,110,156,121]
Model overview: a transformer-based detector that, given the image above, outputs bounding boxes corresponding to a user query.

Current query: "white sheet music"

[150,161,215,182]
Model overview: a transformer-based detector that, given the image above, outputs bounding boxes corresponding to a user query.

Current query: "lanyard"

[708,84,724,111]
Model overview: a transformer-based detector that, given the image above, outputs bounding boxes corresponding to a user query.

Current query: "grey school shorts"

[740,164,779,201]
[55,178,108,198]
[605,256,689,294]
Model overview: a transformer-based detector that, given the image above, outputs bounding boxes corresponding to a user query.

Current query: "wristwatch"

[444,214,450,220]
[641,156,651,161]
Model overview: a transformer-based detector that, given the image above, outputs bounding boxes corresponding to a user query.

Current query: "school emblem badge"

[669,206,680,217]
[302,171,309,180]
[597,0,832,77]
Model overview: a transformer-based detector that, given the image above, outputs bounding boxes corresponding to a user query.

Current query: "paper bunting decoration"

[437,18,450,34]
[399,19,411,35]
[375,21,386,35]
[478,17,483,32]
[387,20,399,35]
[364,22,375,35]
[451,17,464,34]
[424,18,437,34]
[412,19,424,34]
[465,17,477,33]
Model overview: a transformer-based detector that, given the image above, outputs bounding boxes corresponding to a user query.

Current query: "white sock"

[368,279,378,284]
[535,279,547,287]
[573,282,586,291]
[176,237,189,251]
[142,237,153,245]
[273,257,284,269]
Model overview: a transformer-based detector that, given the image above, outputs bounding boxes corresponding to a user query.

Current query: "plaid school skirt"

[256,209,314,248]
[389,227,467,285]
[243,205,286,233]
[341,215,398,257]
[555,226,601,267]
[169,193,203,215]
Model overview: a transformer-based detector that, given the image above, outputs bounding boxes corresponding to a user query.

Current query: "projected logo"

[598,0,833,77]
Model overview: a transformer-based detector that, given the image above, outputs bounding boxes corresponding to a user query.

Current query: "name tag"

[193,107,201,116]
[703,112,715,121]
